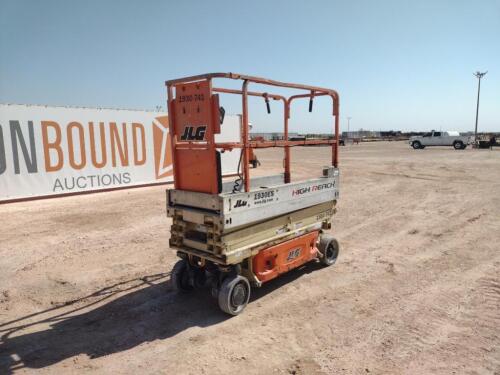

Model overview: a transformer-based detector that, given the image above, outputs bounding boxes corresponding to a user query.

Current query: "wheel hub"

[326,248,333,259]
[231,283,247,307]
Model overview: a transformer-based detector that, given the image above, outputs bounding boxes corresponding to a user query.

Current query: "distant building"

[342,130,380,138]
[380,130,402,138]
[250,132,299,140]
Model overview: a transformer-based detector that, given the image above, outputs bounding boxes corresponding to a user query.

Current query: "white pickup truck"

[409,131,470,150]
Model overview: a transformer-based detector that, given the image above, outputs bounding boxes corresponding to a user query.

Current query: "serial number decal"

[253,190,275,205]
[178,94,205,103]
[286,248,301,261]
[316,209,333,221]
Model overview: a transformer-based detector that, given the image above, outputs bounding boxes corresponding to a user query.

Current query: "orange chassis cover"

[252,231,319,283]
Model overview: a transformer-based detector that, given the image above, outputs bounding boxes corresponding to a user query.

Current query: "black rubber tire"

[251,160,258,168]
[318,235,340,266]
[453,141,464,150]
[218,275,251,316]
[412,141,422,149]
[171,259,194,293]
[193,268,207,289]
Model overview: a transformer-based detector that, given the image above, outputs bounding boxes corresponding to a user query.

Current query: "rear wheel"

[412,141,422,149]
[171,259,194,293]
[318,235,340,266]
[453,141,464,150]
[218,274,251,315]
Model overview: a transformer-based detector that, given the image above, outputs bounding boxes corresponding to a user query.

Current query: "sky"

[0,0,499,133]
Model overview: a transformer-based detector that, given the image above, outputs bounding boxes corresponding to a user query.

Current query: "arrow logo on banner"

[152,116,173,180]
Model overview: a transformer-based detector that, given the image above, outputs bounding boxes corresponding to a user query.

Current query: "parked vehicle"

[409,130,470,150]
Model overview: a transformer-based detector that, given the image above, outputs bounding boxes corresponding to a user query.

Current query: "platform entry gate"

[170,80,223,194]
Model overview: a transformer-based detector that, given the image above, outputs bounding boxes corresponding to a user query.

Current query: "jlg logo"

[234,199,247,208]
[180,126,206,141]
[286,248,301,261]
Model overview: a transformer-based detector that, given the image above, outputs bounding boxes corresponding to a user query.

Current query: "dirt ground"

[1,141,499,374]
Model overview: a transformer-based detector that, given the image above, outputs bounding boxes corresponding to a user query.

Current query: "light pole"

[473,71,487,142]
[347,116,352,139]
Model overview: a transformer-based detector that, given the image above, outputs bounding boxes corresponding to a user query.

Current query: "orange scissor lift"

[166,73,340,315]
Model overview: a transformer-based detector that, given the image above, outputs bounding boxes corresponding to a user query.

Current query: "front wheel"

[453,141,464,150]
[412,141,422,149]
[318,235,340,266]
[218,275,251,315]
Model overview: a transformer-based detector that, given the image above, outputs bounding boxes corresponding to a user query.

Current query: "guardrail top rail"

[165,72,340,193]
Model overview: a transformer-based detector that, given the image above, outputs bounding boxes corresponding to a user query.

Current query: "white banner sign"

[0,104,241,202]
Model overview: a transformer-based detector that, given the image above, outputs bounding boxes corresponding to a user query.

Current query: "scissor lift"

[166,73,340,315]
